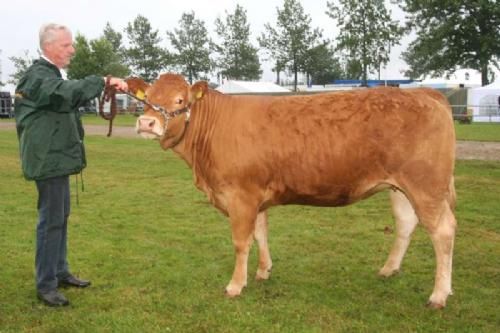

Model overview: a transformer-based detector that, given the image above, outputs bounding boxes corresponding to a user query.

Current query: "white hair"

[39,23,71,51]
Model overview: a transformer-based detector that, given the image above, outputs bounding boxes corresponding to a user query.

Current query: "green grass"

[454,122,500,142]
[0,128,499,332]
[455,123,500,141]
[80,113,139,127]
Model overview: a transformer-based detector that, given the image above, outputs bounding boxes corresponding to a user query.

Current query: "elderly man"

[15,23,128,307]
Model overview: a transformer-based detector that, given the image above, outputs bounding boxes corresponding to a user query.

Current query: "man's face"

[43,29,75,69]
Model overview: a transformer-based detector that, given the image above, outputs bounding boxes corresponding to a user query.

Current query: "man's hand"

[105,77,129,92]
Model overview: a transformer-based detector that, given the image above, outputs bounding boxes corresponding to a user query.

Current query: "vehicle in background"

[0,91,13,118]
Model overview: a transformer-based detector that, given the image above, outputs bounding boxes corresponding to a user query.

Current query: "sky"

[0,0,413,93]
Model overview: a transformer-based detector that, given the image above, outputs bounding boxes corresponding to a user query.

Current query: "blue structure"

[332,79,417,87]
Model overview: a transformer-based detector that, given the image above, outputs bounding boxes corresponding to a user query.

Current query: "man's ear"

[190,81,208,103]
[125,77,150,100]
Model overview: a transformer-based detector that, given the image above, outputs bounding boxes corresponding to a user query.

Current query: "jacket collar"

[36,57,63,78]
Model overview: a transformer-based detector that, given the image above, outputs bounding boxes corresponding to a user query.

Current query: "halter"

[122,91,191,124]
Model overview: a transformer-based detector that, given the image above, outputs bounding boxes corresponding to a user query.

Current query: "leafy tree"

[303,43,344,85]
[342,52,363,81]
[214,4,262,81]
[68,34,130,79]
[125,15,169,82]
[90,37,130,77]
[258,26,287,85]
[326,0,404,86]
[8,50,36,86]
[260,0,322,91]
[103,22,123,51]
[167,11,212,84]
[397,0,500,86]
[68,34,97,79]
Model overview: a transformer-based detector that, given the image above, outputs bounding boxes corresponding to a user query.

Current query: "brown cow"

[129,74,456,308]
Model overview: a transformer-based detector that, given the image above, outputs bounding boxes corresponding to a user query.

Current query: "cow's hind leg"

[225,198,258,297]
[424,202,456,308]
[379,189,419,277]
[254,211,273,281]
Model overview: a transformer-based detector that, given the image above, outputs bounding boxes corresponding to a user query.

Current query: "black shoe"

[58,275,91,288]
[37,290,70,307]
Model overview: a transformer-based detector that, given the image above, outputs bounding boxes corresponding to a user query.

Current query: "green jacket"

[15,58,105,180]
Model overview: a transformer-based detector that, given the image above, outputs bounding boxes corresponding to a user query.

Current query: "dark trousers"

[35,176,71,292]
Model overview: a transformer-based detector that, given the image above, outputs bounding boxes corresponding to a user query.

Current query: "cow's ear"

[126,77,150,101]
[190,81,208,103]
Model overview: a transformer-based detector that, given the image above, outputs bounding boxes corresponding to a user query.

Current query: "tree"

[68,34,97,79]
[68,34,130,79]
[260,0,322,91]
[103,22,123,51]
[397,0,500,86]
[8,50,36,86]
[91,37,130,77]
[303,43,344,85]
[167,11,212,84]
[342,52,364,81]
[125,15,169,82]
[214,4,262,81]
[258,25,287,85]
[326,0,404,86]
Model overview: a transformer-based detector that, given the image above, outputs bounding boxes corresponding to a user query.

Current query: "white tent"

[467,80,500,122]
[216,80,290,94]
[419,68,482,88]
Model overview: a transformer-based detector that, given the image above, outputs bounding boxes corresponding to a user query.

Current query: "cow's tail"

[447,176,456,212]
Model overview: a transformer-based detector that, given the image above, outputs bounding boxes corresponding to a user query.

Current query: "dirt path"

[2,122,500,160]
[455,141,500,161]
[0,122,136,138]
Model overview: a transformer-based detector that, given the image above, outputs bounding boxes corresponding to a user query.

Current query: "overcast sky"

[0,0,412,92]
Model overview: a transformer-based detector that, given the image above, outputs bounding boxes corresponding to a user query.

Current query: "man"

[14,23,128,307]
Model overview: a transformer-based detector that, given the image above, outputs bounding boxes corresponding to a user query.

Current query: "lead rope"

[98,75,117,137]
[74,171,85,206]
[75,174,79,206]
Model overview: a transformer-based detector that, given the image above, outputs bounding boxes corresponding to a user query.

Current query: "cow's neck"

[172,89,227,169]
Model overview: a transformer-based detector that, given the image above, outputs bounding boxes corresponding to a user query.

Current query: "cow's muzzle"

[136,115,164,138]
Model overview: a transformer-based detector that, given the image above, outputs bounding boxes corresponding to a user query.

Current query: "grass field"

[453,122,500,142]
[0,128,499,332]
[81,113,139,127]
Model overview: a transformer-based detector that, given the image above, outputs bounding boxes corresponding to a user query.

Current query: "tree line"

[1,0,499,91]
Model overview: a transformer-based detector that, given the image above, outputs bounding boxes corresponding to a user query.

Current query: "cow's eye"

[176,98,184,105]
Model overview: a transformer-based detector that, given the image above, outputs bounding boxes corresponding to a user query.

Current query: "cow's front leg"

[225,201,257,297]
[379,190,418,277]
[254,211,272,280]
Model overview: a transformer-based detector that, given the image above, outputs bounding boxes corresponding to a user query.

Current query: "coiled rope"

[98,75,117,137]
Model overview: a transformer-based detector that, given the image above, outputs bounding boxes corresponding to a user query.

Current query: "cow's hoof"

[225,284,244,297]
[255,268,272,281]
[426,300,445,309]
[378,267,399,278]
[427,290,451,309]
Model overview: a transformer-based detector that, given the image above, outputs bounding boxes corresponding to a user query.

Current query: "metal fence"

[451,104,500,123]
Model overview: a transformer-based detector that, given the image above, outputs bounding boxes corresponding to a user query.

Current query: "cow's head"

[127,74,208,149]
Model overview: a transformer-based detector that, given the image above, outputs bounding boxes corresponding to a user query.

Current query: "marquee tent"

[467,80,500,122]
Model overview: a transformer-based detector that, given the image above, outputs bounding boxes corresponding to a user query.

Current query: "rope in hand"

[98,75,117,137]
